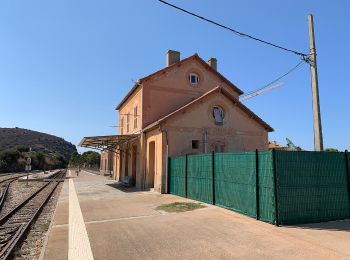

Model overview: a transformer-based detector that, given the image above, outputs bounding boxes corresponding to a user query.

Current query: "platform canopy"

[79,134,139,153]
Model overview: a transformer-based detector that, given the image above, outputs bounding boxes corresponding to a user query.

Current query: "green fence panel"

[214,152,257,217]
[168,150,350,226]
[347,152,350,208]
[275,151,350,224]
[257,151,275,224]
[187,154,213,204]
[169,156,186,197]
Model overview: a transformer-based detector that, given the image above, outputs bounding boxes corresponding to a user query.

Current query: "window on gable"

[188,73,199,86]
[126,113,130,133]
[134,106,138,129]
[192,140,199,149]
[120,117,124,135]
[212,106,224,125]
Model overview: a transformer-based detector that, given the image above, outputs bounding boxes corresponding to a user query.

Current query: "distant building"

[80,50,273,193]
[268,140,303,151]
[268,141,288,150]
[100,151,113,174]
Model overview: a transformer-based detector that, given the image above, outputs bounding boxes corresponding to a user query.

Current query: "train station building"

[79,50,273,193]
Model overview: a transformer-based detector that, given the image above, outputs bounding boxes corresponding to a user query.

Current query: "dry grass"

[156,202,205,213]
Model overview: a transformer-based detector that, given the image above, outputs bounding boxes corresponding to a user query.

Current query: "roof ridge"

[116,53,243,110]
[143,86,273,132]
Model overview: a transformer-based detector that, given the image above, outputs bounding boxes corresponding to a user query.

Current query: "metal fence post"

[272,149,280,226]
[185,154,188,198]
[167,157,170,194]
[212,151,216,205]
[345,150,350,216]
[255,149,260,220]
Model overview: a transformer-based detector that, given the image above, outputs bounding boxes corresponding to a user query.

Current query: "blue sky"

[0,0,349,152]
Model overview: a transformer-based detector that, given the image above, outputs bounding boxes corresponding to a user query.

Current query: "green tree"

[0,149,21,172]
[81,151,100,167]
[31,151,47,170]
[69,151,100,168]
[0,146,69,173]
[55,154,67,167]
[0,149,20,165]
[69,152,82,167]
[324,148,339,152]
[16,145,30,153]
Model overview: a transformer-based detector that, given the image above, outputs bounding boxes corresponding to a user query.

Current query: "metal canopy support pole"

[272,149,280,226]
[185,154,188,198]
[255,149,260,220]
[167,157,170,194]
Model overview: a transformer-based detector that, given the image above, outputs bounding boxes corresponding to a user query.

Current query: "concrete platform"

[18,169,60,181]
[42,170,350,260]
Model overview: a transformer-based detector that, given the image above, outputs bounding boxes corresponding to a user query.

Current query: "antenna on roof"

[131,79,141,86]
[240,82,284,102]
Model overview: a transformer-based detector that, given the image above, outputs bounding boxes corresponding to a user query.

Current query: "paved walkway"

[42,170,350,260]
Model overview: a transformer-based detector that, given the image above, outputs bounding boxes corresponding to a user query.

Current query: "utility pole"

[308,14,323,151]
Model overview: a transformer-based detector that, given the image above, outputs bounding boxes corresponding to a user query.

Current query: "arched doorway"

[148,141,155,188]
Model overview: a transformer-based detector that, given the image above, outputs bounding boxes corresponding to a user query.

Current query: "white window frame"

[188,73,199,86]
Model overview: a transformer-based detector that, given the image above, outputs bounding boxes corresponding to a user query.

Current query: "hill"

[0,127,76,161]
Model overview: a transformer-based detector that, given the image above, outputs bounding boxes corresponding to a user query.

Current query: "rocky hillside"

[0,127,76,160]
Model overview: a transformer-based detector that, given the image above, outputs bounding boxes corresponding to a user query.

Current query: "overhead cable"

[242,60,305,97]
[158,0,309,59]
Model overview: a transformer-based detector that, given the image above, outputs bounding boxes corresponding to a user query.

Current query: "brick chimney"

[166,50,180,67]
[208,57,217,70]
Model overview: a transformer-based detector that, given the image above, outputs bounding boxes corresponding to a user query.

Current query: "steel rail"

[0,171,48,212]
[0,171,40,182]
[0,170,66,259]
[0,178,18,212]
[0,171,64,225]
[0,175,26,185]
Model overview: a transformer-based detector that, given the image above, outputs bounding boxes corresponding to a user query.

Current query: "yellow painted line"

[68,170,94,260]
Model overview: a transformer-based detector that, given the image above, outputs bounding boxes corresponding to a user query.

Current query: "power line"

[240,82,284,102]
[242,60,305,97]
[158,0,309,59]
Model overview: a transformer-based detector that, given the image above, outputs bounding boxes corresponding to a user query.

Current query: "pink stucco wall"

[142,58,240,128]
[112,53,271,193]
[162,93,268,158]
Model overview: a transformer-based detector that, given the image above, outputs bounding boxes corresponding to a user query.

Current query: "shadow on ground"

[106,182,150,193]
[285,219,350,232]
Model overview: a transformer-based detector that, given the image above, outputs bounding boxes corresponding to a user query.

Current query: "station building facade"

[80,51,273,193]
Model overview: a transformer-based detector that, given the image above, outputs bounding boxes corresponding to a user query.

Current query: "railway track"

[0,178,19,212]
[0,170,66,259]
[0,172,38,212]
[0,171,39,182]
